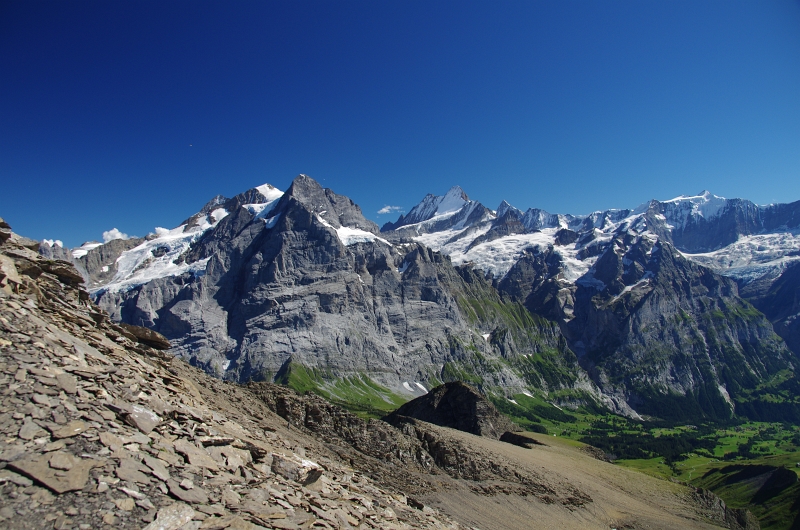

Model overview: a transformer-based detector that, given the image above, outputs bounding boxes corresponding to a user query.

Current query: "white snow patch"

[337,226,390,246]
[508,398,519,405]
[609,271,654,303]
[42,239,63,248]
[71,242,102,259]
[244,188,284,220]
[316,215,390,246]
[682,228,800,282]
[210,208,229,223]
[222,360,231,371]
[402,382,414,392]
[521,391,533,398]
[94,209,229,294]
[415,382,427,392]
[481,333,491,341]
[255,183,284,202]
[101,265,109,273]
[263,214,281,229]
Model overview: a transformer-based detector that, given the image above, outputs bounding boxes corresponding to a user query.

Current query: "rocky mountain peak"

[283,174,378,233]
[496,200,519,220]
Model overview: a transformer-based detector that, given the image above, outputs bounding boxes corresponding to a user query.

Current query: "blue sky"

[1,1,799,247]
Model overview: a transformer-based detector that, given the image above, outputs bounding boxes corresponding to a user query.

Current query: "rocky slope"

[0,219,469,529]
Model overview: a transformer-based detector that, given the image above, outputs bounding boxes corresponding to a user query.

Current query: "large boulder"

[385,381,518,439]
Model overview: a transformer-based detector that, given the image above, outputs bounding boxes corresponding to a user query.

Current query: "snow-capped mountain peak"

[90,183,285,293]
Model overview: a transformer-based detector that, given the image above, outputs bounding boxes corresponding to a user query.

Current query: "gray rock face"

[500,230,795,420]
[94,175,567,398]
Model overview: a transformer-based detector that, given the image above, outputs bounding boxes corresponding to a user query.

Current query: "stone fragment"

[0,444,28,461]
[0,254,21,293]
[206,445,252,471]
[142,503,195,530]
[115,497,135,511]
[148,397,174,417]
[55,373,77,395]
[119,486,146,499]
[116,458,152,484]
[99,431,124,451]
[120,323,172,350]
[122,431,151,445]
[0,468,34,486]
[271,453,323,485]
[196,504,225,516]
[48,451,75,470]
[32,393,53,407]
[8,453,97,493]
[199,515,256,530]
[240,500,287,520]
[102,513,117,525]
[174,439,219,471]
[97,409,116,421]
[18,417,47,440]
[49,420,87,439]
[143,454,171,482]
[167,479,209,504]
[220,487,240,507]
[125,405,162,434]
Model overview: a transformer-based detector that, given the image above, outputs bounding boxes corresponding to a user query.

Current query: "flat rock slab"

[116,458,152,484]
[49,420,88,439]
[271,453,322,485]
[18,417,47,440]
[143,454,171,482]
[125,405,162,434]
[8,453,98,493]
[173,439,219,471]
[168,479,209,504]
[142,502,195,530]
[55,373,78,394]
[240,500,287,519]
[200,514,257,529]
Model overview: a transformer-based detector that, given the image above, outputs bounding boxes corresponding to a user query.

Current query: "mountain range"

[39,175,800,423]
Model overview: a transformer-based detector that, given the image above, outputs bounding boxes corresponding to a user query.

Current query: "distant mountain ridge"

[37,176,800,422]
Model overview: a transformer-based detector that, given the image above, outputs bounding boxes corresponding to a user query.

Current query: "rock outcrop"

[384,382,518,439]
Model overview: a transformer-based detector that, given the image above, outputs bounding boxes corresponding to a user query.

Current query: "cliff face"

[91,176,577,399]
[499,230,794,421]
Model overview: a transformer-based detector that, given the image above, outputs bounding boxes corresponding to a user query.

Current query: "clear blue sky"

[2,1,799,247]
